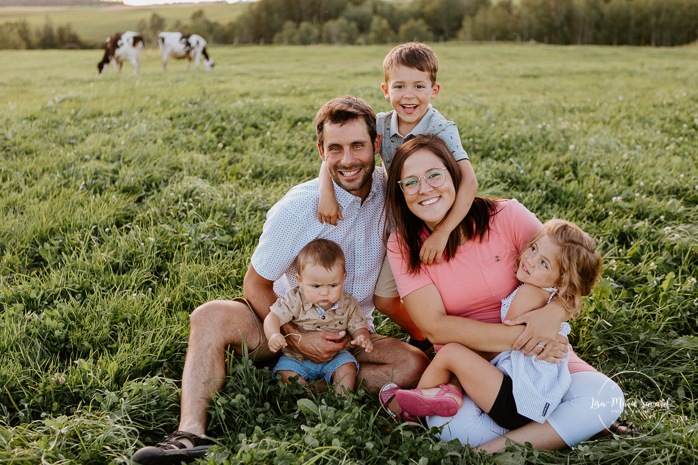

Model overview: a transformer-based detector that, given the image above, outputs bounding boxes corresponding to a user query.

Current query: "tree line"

[1,0,696,50]
[0,18,88,50]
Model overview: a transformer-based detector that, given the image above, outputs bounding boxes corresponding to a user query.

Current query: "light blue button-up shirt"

[251,167,386,331]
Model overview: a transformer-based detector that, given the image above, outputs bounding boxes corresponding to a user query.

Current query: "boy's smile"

[382,64,440,136]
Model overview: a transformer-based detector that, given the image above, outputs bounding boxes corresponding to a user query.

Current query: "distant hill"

[0,1,246,46]
[0,1,237,5]
[0,0,108,5]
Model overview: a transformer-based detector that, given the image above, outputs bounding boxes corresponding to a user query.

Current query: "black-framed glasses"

[397,168,448,195]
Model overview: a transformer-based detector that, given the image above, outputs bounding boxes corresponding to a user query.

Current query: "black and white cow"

[97,31,144,74]
[157,32,214,71]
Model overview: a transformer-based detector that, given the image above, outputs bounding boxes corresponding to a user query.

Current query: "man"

[132,96,429,465]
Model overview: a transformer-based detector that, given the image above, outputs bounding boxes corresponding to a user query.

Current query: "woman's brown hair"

[384,135,499,273]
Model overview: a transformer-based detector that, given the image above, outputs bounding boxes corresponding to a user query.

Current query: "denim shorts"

[272,350,359,384]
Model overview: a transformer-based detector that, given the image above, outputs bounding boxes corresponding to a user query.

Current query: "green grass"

[0,2,246,45]
[0,44,696,464]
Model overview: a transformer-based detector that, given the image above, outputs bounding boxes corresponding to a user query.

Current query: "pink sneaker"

[395,384,463,417]
[379,382,419,423]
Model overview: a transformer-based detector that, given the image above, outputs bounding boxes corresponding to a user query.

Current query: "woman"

[382,134,623,451]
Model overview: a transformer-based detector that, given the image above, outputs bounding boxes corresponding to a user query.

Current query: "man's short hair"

[383,42,439,85]
[293,238,346,274]
[315,95,377,148]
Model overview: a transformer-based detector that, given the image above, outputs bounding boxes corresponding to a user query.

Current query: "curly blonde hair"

[523,219,602,318]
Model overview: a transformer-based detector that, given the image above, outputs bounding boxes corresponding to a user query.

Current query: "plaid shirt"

[377,105,468,172]
[270,286,367,361]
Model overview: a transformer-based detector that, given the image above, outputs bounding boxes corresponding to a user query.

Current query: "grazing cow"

[97,31,144,74]
[157,32,214,71]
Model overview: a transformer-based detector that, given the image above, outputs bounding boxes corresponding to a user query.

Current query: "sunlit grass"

[0,44,696,464]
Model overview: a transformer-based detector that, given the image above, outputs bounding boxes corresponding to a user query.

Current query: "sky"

[120,1,244,5]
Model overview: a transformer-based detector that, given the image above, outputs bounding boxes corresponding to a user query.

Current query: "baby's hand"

[420,229,449,265]
[351,335,373,353]
[268,333,287,353]
[317,196,343,225]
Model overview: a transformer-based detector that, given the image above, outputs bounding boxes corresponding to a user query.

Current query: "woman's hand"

[504,305,569,362]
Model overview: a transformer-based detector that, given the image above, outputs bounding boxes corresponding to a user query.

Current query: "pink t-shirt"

[387,199,595,374]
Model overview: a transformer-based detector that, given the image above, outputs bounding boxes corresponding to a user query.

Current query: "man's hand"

[505,307,569,362]
[286,330,348,364]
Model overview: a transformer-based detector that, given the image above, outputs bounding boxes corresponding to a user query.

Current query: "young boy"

[264,238,373,396]
[316,42,478,349]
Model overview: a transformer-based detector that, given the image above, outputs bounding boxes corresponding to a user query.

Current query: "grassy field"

[0,2,246,45]
[0,44,696,464]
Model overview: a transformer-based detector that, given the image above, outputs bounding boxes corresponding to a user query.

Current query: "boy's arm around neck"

[317,160,343,225]
[420,160,478,264]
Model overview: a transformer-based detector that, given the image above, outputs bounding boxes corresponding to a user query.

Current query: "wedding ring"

[537,343,546,349]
